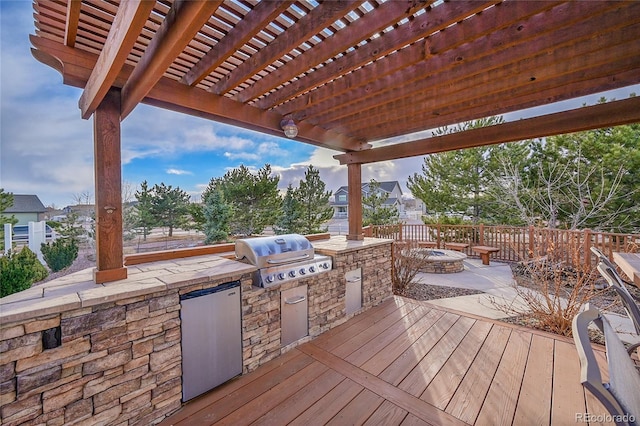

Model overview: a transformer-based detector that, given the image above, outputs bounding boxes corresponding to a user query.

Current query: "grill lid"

[235,234,314,268]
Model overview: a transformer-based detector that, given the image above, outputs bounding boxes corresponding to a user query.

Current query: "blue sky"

[1,1,638,209]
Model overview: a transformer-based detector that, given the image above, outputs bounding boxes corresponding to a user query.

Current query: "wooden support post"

[528,225,535,258]
[584,228,592,268]
[346,163,363,241]
[93,88,127,283]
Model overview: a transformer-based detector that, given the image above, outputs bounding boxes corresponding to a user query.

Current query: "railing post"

[479,223,484,245]
[528,225,535,258]
[398,223,403,241]
[584,228,591,269]
[436,224,441,248]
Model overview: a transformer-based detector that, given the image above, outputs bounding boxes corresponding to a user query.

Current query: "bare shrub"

[494,238,607,337]
[392,241,431,295]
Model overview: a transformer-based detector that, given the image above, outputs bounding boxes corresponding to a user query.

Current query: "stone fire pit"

[415,248,467,273]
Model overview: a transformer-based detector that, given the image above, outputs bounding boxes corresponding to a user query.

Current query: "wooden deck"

[161,296,614,426]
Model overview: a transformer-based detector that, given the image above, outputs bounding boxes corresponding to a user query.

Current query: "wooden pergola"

[31,0,640,283]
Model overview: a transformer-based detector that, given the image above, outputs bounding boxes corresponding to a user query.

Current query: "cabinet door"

[281,285,308,346]
[345,268,362,315]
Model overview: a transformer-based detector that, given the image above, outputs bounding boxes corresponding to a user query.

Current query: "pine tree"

[150,183,191,237]
[362,179,399,226]
[0,189,18,251]
[204,164,281,236]
[275,185,302,234]
[407,116,504,223]
[203,189,232,244]
[134,181,157,241]
[294,165,334,234]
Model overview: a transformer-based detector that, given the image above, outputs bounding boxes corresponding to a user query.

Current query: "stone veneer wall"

[0,240,393,425]
[241,241,393,370]
[0,274,253,426]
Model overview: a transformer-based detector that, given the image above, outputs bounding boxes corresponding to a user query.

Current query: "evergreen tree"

[150,183,190,237]
[362,179,399,226]
[203,189,232,244]
[185,203,205,232]
[134,180,157,240]
[294,165,334,234]
[275,185,302,234]
[205,164,281,236]
[0,189,18,251]
[407,116,504,223]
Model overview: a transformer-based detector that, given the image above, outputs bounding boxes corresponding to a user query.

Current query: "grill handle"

[266,253,310,264]
[284,295,306,305]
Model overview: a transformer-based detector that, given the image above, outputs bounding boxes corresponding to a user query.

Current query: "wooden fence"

[365,224,639,269]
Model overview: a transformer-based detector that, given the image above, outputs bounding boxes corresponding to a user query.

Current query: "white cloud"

[224,151,260,161]
[270,147,425,198]
[166,168,193,175]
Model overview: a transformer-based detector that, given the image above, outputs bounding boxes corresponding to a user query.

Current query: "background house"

[2,194,46,225]
[331,181,405,219]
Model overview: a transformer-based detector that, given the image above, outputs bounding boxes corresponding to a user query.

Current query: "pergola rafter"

[28,0,640,282]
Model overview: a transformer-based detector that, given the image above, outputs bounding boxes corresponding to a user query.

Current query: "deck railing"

[368,224,640,268]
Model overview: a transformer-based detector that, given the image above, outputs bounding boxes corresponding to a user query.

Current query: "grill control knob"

[265,275,275,283]
[288,270,297,278]
[319,262,329,269]
[308,266,316,273]
[278,272,286,280]
[299,268,306,275]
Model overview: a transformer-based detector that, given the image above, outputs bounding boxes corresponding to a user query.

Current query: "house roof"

[3,195,46,214]
[337,181,401,194]
[29,1,640,165]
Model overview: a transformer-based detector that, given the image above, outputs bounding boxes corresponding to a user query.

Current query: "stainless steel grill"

[235,234,332,288]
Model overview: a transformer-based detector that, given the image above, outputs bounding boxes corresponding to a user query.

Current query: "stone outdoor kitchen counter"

[0,255,257,324]
[0,237,392,325]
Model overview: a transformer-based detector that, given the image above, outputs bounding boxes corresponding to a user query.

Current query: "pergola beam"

[209,0,358,96]
[63,0,81,47]
[305,2,633,127]
[121,0,223,119]
[363,68,640,142]
[334,96,640,165]
[181,0,291,87]
[237,0,435,104]
[261,0,500,111]
[78,0,155,119]
[279,0,561,119]
[339,39,640,137]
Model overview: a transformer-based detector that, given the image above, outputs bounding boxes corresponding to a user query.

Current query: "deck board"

[289,378,364,426]
[365,400,410,425]
[551,340,588,425]
[251,369,345,426]
[326,389,384,425]
[418,319,493,408]
[512,333,555,425]
[475,330,531,425]
[160,296,613,426]
[445,325,511,424]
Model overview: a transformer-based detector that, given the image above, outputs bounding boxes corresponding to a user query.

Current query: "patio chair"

[572,306,640,426]
[590,247,640,355]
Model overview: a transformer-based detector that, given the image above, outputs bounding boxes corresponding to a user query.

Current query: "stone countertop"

[312,236,392,255]
[0,255,257,324]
